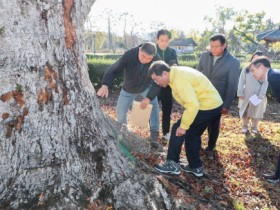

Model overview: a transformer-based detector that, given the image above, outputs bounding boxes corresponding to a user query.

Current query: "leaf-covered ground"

[96,89,280,209]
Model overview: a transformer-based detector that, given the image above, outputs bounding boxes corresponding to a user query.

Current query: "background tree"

[169,29,181,41]
[89,8,119,51]
[195,29,213,53]
[233,11,270,53]
[127,16,143,48]
[94,31,107,51]
[84,16,97,52]
[200,6,279,57]
[84,16,107,52]
[148,21,167,42]
[271,42,280,56]
[204,6,236,34]
[185,29,201,42]
[120,12,129,50]
[227,30,243,56]
[195,6,237,54]
[105,9,116,51]
[129,22,140,48]
[119,12,143,49]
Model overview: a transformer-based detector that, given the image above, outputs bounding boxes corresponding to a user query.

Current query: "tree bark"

[0,1,180,209]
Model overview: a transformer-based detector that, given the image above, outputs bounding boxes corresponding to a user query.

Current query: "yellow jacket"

[169,66,223,130]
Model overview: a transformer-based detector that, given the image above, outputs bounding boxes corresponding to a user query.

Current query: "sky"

[88,0,280,34]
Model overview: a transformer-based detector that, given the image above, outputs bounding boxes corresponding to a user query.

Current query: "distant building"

[170,38,198,54]
[257,26,280,48]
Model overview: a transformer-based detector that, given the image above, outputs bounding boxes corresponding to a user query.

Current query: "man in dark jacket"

[249,57,280,185]
[97,42,163,151]
[156,29,178,144]
[197,34,240,160]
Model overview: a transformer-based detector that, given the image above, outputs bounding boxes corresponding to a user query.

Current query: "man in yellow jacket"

[149,61,223,177]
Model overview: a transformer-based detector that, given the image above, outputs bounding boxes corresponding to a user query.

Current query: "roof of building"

[257,26,280,42]
[170,38,198,47]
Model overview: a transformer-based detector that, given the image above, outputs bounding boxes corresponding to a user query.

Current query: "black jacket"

[156,46,178,65]
[268,69,280,103]
[102,45,161,100]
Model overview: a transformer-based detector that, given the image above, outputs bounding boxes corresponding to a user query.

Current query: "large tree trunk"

[0,1,175,209]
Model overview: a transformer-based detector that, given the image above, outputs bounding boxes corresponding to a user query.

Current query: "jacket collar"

[156,45,170,53]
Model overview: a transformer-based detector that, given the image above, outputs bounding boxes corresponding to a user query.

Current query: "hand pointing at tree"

[97,85,109,98]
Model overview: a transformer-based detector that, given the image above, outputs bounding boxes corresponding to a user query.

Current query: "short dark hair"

[140,42,157,56]
[210,34,226,45]
[246,50,265,73]
[148,61,170,77]
[157,29,172,39]
[250,50,264,61]
[249,56,271,69]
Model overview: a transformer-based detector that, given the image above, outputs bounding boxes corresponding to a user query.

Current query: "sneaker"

[263,173,278,180]
[241,128,248,133]
[150,141,164,152]
[150,130,159,141]
[150,131,163,152]
[162,133,170,145]
[262,173,280,184]
[154,160,181,175]
[206,150,215,160]
[181,164,204,177]
[267,179,280,185]
[251,129,258,134]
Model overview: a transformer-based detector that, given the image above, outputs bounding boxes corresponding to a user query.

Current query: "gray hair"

[140,42,157,56]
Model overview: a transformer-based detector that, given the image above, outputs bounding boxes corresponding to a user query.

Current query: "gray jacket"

[237,67,268,118]
[197,49,240,110]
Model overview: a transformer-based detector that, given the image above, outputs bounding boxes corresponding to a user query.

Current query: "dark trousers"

[275,153,280,178]
[167,105,222,168]
[206,113,222,150]
[158,85,173,135]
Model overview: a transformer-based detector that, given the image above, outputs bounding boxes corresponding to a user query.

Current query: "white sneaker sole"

[181,168,203,177]
[154,167,181,175]
[241,128,248,133]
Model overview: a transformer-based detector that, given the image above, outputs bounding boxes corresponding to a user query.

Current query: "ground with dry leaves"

[96,89,280,209]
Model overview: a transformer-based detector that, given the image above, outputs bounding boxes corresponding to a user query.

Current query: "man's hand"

[239,96,244,100]
[221,108,229,115]
[140,98,150,109]
[97,85,109,98]
[176,127,186,137]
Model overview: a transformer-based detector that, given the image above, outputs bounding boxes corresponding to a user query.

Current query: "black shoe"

[206,150,215,160]
[180,164,204,177]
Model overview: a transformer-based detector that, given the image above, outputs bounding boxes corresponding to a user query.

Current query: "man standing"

[150,61,223,177]
[249,57,280,185]
[197,34,240,160]
[156,29,178,144]
[97,42,163,151]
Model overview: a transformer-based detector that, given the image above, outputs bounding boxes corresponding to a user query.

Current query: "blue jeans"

[116,87,159,132]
